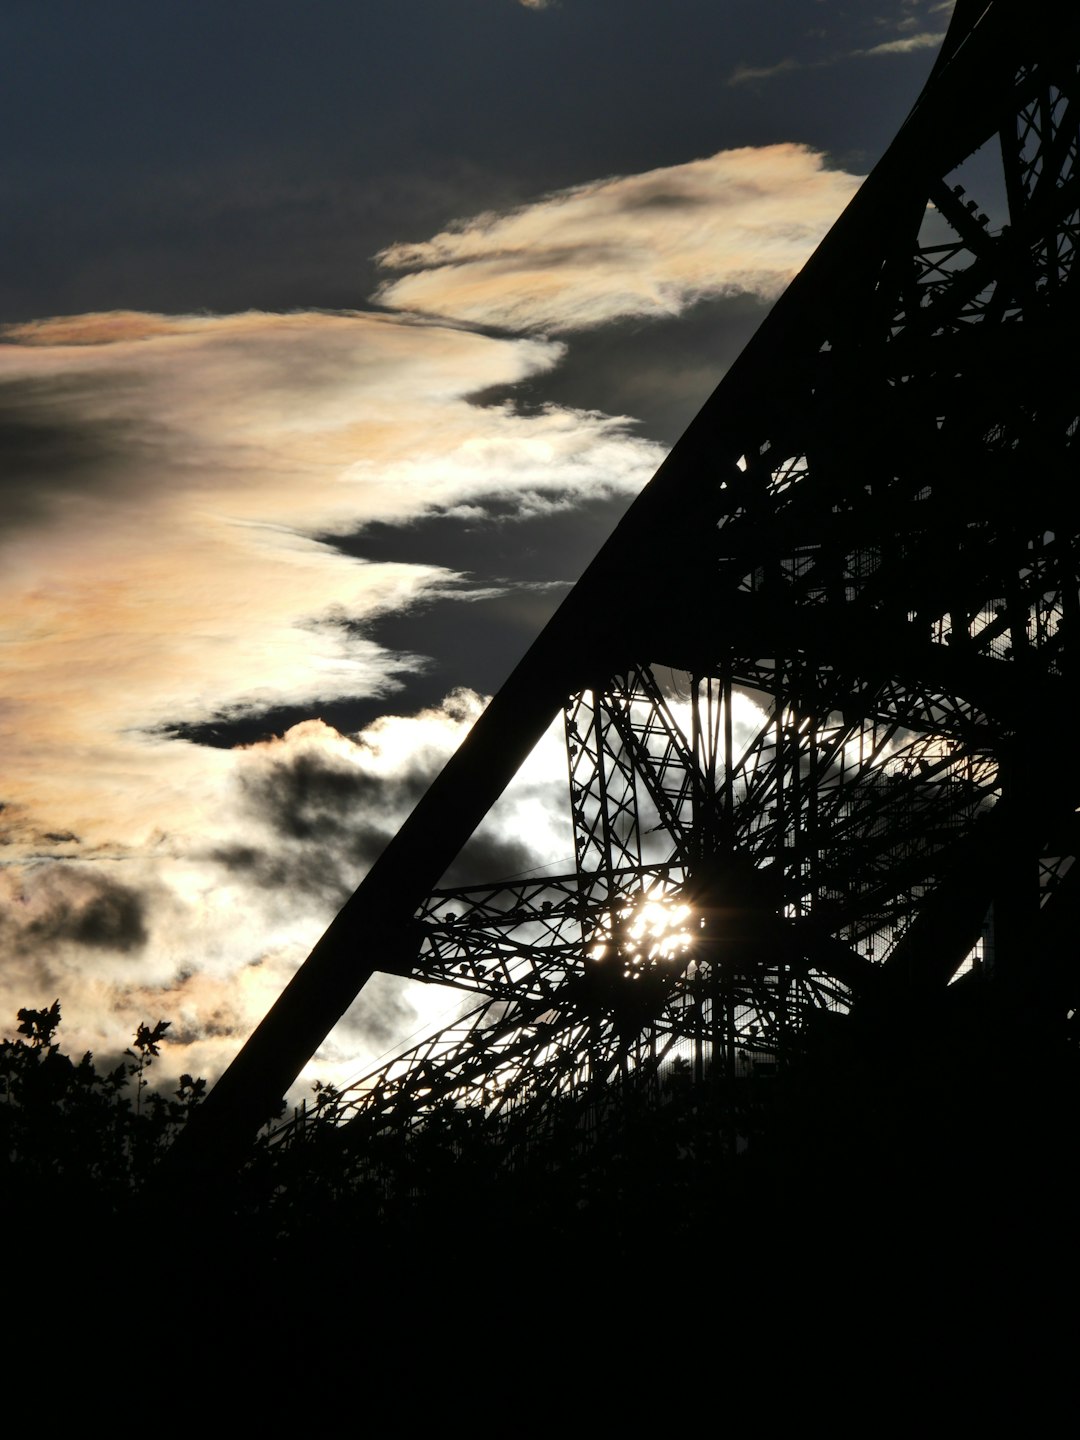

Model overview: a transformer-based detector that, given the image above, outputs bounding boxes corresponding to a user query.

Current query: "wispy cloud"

[374,146,862,333]
[727,3,950,87]
[727,57,804,86]
[862,31,947,56]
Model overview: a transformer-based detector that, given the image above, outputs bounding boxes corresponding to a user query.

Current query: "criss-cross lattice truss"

[182,0,1080,1169]
[308,671,999,1146]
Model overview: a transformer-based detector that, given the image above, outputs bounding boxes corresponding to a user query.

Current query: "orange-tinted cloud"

[0,307,661,1083]
[373,146,863,332]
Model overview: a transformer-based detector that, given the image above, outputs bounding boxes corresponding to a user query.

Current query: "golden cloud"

[0,309,660,844]
[373,145,863,332]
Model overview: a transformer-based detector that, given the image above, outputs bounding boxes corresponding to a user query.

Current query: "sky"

[0,0,954,1096]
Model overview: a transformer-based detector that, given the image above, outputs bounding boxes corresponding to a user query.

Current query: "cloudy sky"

[1,0,953,1094]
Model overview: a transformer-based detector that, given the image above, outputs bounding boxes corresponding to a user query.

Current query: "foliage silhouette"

[5,988,1076,1344]
[1,1001,205,1232]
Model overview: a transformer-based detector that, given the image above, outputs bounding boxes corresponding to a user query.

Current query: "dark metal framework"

[179,0,1080,1170]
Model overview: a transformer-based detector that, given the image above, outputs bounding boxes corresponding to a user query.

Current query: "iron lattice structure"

[181,0,1080,1171]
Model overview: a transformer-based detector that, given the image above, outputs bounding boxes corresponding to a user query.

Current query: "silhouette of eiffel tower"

[179,0,1080,1171]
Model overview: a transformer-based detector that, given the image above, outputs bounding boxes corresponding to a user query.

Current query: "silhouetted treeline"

[5,993,1076,1346]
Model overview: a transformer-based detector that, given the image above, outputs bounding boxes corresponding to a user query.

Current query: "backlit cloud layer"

[373,146,862,333]
[1,133,863,1090]
[0,306,663,1080]
[0,308,660,837]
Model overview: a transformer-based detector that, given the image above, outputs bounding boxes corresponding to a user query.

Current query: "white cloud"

[726,7,949,88]
[863,31,946,56]
[373,146,863,333]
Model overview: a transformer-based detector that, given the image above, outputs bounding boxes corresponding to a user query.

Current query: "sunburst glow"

[589,896,696,979]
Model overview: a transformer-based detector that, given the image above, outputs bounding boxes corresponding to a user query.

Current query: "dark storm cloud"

[212,694,553,908]
[31,879,148,953]
[212,714,460,907]
[213,745,430,907]
[211,839,359,911]
[440,829,539,889]
[1,867,149,958]
[239,727,441,845]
